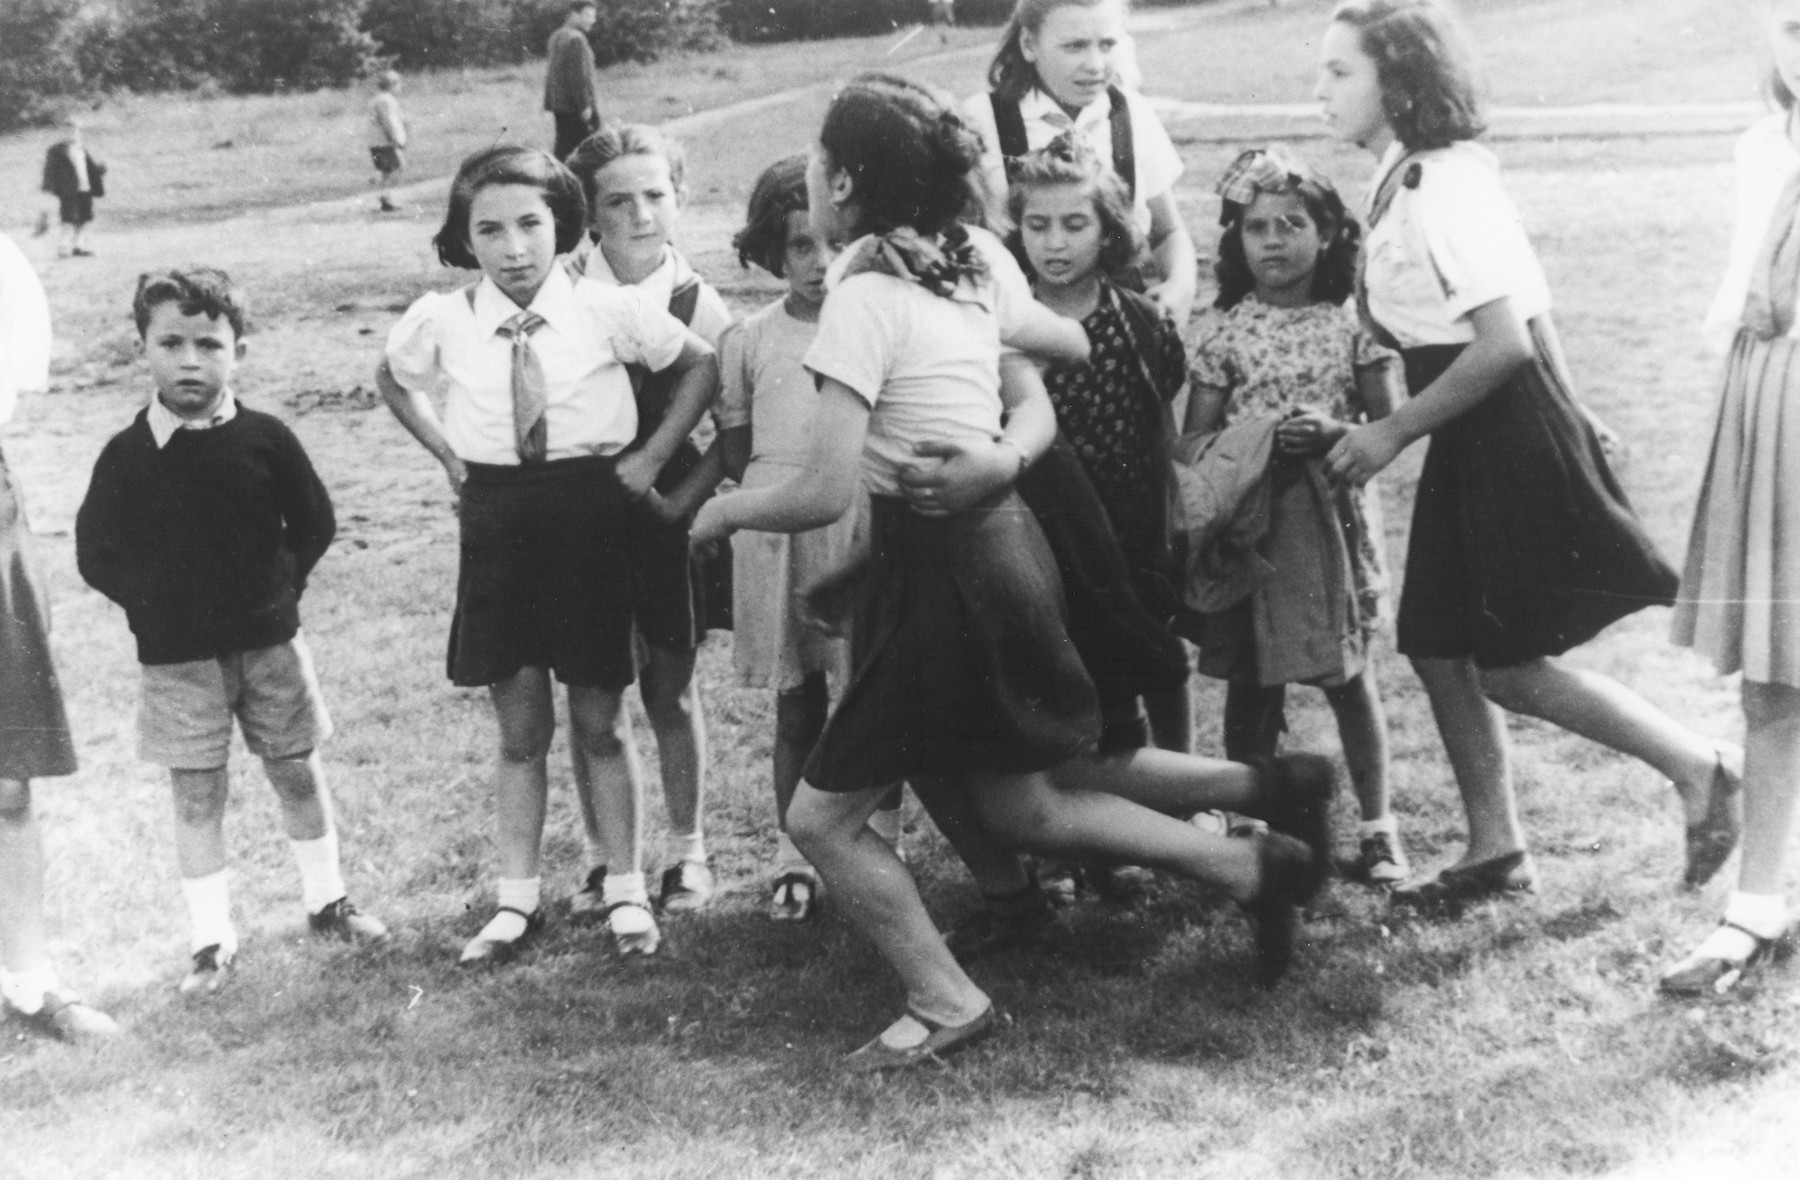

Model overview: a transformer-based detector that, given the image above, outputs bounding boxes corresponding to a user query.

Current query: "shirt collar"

[147,388,237,449]
[577,241,689,304]
[470,264,581,340]
[1019,86,1112,135]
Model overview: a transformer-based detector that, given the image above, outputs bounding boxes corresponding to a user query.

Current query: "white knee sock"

[0,962,61,1015]
[289,830,347,915]
[181,870,238,955]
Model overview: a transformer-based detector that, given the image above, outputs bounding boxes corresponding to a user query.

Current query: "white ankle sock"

[867,807,902,848]
[602,871,649,907]
[1357,815,1398,839]
[667,831,706,866]
[775,829,806,870]
[289,830,347,915]
[0,963,61,1015]
[481,877,541,942]
[1724,890,1787,941]
[181,870,238,955]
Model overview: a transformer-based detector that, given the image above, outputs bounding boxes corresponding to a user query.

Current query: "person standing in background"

[544,1,600,160]
[40,118,105,259]
[368,71,408,213]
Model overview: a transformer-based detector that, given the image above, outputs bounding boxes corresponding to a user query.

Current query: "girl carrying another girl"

[1185,146,1409,887]
[1662,0,1800,996]
[379,146,719,963]
[1315,0,1738,907]
[963,0,1198,326]
[692,75,1333,1069]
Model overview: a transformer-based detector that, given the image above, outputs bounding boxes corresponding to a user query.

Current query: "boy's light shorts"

[138,635,333,770]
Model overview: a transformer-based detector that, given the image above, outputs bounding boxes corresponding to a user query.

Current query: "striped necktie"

[496,311,549,462]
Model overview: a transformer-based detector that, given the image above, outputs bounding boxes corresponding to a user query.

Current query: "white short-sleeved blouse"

[803,226,1035,498]
[961,85,1183,235]
[0,233,51,428]
[1361,141,1552,349]
[1704,112,1800,353]
[384,264,687,465]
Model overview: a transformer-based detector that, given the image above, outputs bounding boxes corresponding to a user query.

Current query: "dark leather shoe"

[1244,754,1336,899]
[1392,850,1538,915]
[1242,831,1315,987]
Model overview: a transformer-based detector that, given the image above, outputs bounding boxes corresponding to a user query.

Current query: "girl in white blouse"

[379,147,719,965]
[1663,0,1800,996]
[1316,1,1737,913]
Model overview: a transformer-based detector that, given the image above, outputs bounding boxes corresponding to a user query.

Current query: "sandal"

[458,906,543,967]
[1391,849,1538,916]
[844,1003,998,1073]
[769,869,819,923]
[1683,752,1743,889]
[1659,921,1788,997]
[601,899,661,958]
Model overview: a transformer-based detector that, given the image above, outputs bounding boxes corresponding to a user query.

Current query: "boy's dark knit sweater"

[75,405,335,665]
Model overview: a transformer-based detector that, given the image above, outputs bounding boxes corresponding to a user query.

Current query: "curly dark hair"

[433,146,587,270]
[1003,141,1143,283]
[817,73,989,238]
[1331,0,1485,151]
[733,155,810,276]
[1213,177,1360,311]
[133,267,248,339]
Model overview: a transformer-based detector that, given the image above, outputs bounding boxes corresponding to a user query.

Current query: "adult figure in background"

[545,1,600,160]
[0,232,118,1042]
[40,118,105,259]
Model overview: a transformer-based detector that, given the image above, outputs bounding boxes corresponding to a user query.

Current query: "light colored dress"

[1188,297,1395,632]
[1673,112,1800,688]
[726,299,858,691]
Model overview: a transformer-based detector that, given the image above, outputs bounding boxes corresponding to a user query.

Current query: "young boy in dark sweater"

[76,268,388,994]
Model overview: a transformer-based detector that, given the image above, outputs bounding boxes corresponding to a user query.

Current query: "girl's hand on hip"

[898,438,1013,517]
[1325,419,1406,487]
[689,498,730,550]
[614,449,659,500]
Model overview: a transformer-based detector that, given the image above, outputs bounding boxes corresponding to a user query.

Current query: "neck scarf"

[840,224,987,300]
[496,311,549,462]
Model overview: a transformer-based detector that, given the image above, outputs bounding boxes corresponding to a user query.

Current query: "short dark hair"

[433,146,587,270]
[569,1,595,13]
[1004,141,1142,282]
[734,155,810,276]
[563,122,687,217]
[818,73,988,238]
[133,267,248,339]
[1331,0,1485,150]
[1213,164,1359,311]
[1770,64,1797,113]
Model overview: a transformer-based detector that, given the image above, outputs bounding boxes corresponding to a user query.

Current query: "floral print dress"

[1188,297,1398,635]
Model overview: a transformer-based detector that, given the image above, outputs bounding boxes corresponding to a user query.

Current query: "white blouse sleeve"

[1705,119,1794,354]
[1125,90,1183,202]
[382,291,444,393]
[607,286,689,373]
[984,236,1038,346]
[0,235,51,427]
[1412,157,1548,322]
[804,276,894,407]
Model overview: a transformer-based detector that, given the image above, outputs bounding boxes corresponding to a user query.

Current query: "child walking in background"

[963,0,1198,323]
[693,75,1336,1067]
[564,124,733,915]
[1316,0,1737,907]
[0,232,118,1040]
[379,146,719,963]
[1662,0,1800,996]
[77,268,389,994]
[368,70,408,213]
[1185,146,1409,886]
[719,156,903,921]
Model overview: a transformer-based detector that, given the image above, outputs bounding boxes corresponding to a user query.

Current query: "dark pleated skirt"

[1396,333,1677,669]
[0,451,77,779]
[803,490,1101,793]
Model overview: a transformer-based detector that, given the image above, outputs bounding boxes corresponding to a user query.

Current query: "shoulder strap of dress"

[668,276,701,325]
[1108,85,1135,203]
[990,92,1030,180]
[1365,150,1423,231]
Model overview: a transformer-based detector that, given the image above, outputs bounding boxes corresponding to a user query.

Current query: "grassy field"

[3,1,1798,1177]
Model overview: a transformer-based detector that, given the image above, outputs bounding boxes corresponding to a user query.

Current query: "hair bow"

[1213,146,1321,217]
